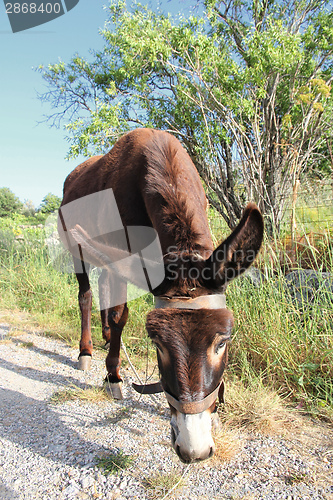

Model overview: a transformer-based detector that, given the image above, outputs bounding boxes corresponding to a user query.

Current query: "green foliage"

[39,193,62,214]
[38,0,333,231]
[0,221,81,341]
[0,187,23,217]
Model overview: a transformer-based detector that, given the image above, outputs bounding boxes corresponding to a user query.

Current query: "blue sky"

[0,0,189,208]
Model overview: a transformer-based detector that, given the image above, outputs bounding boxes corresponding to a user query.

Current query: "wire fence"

[208,179,333,240]
[280,179,333,235]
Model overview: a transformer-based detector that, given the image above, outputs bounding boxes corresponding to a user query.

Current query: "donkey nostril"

[171,426,176,446]
[175,445,182,459]
[177,450,192,463]
[209,446,214,458]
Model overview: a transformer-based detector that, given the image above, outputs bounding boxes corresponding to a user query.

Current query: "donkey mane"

[144,134,201,252]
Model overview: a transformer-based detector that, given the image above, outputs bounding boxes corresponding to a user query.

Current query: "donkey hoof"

[78,355,92,371]
[105,382,123,400]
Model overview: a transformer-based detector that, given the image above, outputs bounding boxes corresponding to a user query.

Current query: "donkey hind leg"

[74,257,93,371]
[100,272,128,400]
[98,269,112,350]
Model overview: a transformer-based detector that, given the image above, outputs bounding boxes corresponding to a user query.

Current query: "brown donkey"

[58,128,264,463]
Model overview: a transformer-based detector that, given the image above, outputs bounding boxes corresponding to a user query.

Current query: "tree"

[0,187,23,217]
[38,0,333,232]
[22,199,36,217]
[39,193,62,214]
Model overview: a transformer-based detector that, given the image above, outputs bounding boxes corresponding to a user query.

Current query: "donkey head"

[145,203,264,462]
[146,308,233,462]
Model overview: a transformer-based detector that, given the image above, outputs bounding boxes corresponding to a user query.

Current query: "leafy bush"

[0,187,23,217]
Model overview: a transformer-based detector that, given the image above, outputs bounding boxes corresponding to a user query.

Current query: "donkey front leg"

[105,302,129,400]
[74,258,93,371]
[98,270,128,399]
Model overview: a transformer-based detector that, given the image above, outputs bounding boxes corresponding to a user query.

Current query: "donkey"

[58,128,264,463]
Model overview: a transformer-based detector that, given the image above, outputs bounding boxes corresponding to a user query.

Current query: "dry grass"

[50,384,110,404]
[0,336,14,345]
[142,470,188,500]
[274,230,333,272]
[0,308,31,326]
[218,378,298,436]
[213,425,243,462]
[0,327,25,344]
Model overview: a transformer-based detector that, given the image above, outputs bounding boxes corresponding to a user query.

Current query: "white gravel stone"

[80,476,94,489]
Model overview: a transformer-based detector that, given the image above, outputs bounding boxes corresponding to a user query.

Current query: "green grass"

[225,237,333,416]
[0,213,332,419]
[95,450,134,474]
[229,278,332,392]
[0,230,82,344]
[19,341,34,348]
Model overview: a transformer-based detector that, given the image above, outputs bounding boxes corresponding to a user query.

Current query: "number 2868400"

[5,3,62,14]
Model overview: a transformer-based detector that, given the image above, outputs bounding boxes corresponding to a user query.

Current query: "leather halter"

[133,380,223,414]
[154,293,226,310]
[132,293,226,413]
[164,382,223,414]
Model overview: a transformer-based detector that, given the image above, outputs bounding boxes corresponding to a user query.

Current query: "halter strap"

[163,382,222,414]
[132,381,224,414]
[154,293,226,310]
[132,381,163,394]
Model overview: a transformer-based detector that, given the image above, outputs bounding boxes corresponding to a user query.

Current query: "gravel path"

[0,320,332,500]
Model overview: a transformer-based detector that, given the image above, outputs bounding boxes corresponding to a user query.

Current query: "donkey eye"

[215,332,230,354]
[215,341,226,354]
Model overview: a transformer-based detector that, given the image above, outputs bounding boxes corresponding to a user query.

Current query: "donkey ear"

[204,203,264,289]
